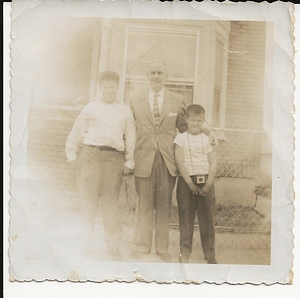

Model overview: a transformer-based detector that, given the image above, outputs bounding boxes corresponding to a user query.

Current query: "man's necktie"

[153,93,160,128]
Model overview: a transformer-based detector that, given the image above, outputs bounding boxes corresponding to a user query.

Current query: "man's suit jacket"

[130,89,187,178]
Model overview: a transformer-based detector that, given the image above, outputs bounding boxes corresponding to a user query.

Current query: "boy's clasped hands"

[187,179,211,197]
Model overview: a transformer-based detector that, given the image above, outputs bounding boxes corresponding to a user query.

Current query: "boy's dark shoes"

[207,257,217,264]
[109,249,122,261]
[157,252,172,263]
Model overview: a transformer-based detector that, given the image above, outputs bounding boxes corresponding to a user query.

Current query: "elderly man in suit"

[130,60,214,262]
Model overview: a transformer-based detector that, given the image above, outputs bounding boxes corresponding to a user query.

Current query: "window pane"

[165,84,194,106]
[126,29,197,79]
[125,27,197,106]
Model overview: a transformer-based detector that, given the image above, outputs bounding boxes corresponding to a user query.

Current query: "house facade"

[25,19,272,196]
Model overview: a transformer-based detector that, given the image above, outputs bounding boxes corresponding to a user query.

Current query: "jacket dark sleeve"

[176,99,187,133]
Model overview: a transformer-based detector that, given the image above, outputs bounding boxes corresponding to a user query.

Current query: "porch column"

[88,26,102,101]
[92,18,112,100]
[89,19,112,101]
[98,18,112,73]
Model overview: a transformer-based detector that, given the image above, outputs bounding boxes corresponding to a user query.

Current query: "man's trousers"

[134,149,176,255]
[176,177,216,259]
[78,145,124,251]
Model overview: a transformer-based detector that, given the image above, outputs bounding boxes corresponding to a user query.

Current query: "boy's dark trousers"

[176,177,216,259]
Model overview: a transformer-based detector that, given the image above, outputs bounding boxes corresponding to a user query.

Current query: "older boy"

[65,71,136,261]
[174,104,217,264]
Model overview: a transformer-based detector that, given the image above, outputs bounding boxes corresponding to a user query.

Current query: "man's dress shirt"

[148,88,164,117]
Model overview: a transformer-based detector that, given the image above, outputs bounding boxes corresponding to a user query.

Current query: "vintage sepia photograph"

[8,0,294,284]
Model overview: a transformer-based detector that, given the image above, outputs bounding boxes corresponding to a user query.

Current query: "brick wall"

[27,108,80,198]
[226,21,266,130]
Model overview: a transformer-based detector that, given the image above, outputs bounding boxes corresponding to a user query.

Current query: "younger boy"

[174,104,217,264]
[65,71,136,261]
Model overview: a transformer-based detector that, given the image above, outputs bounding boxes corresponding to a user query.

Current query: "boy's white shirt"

[174,132,213,175]
[65,99,136,169]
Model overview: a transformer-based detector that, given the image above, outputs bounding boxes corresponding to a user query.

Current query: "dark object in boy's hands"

[191,174,208,186]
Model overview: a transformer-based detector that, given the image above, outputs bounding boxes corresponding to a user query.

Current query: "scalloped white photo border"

[6,0,295,287]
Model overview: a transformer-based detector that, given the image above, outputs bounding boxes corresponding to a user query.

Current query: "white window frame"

[210,22,229,129]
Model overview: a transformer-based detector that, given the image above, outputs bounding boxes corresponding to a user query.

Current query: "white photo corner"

[9,0,294,284]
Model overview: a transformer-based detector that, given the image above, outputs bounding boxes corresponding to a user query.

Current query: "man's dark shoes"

[179,254,190,263]
[130,250,148,260]
[109,249,122,261]
[157,253,172,263]
[207,257,217,264]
